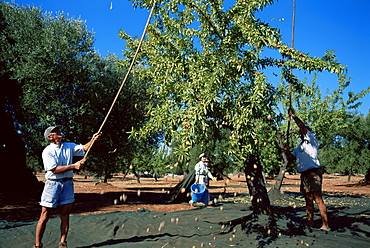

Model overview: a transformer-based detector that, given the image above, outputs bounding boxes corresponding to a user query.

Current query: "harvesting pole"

[83,1,157,161]
[286,0,296,145]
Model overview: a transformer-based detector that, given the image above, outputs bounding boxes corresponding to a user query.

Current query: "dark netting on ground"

[164,170,195,204]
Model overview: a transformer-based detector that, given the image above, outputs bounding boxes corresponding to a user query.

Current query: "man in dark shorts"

[284,108,330,231]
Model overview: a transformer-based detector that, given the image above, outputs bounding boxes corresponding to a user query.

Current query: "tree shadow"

[219,210,306,248]
[73,190,175,215]
[76,232,205,248]
[219,191,370,247]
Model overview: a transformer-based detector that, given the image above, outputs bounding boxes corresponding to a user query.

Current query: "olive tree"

[0,2,152,198]
[0,2,96,201]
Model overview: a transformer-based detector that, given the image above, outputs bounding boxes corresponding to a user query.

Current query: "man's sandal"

[59,242,68,248]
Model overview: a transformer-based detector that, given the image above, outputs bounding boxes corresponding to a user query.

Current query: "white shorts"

[40,179,74,208]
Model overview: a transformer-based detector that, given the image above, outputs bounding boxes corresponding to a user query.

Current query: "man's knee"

[59,203,72,217]
[38,207,52,221]
[304,192,314,201]
[312,191,324,204]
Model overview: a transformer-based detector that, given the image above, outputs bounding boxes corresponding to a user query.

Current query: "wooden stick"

[83,1,157,161]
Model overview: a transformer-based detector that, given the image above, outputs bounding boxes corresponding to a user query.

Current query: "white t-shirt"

[42,142,85,180]
[292,130,320,173]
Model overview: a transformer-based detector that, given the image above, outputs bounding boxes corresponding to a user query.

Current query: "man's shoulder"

[306,130,315,137]
[62,142,80,147]
[306,131,318,142]
[43,143,57,151]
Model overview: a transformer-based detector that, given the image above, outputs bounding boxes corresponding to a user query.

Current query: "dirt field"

[1,172,369,223]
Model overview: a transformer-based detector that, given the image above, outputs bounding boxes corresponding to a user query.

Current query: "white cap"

[44,126,58,141]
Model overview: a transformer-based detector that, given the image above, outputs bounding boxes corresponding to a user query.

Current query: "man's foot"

[59,242,68,248]
[320,226,331,231]
[307,220,314,227]
[33,244,43,248]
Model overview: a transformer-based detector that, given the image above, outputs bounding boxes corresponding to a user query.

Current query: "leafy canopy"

[122,0,345,167]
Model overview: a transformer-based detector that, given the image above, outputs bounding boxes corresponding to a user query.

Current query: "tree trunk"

[363,167,370,185]
[153,172,158,181]
[244,154,272,215]
[213,163,231,180]
[268,131,290,201]
[0,74,41,203]
[122,170,129,180]
[271,158,289,191]
[132,168,141,183]
[103,175,108,183]
[272,131,289,191]
[347,171,352,182]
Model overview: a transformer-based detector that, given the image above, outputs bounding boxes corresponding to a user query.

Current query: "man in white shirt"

[190,153,216,206]
[34,126,100,248]
[284,109,330,231]
[195,154,216,186]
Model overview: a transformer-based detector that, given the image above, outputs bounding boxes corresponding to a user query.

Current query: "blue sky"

[6,0,370,115]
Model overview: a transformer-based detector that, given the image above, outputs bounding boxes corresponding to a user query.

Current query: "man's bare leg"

[313,191,330,230]
[304,192,315,227]
[35,207,52,246]
[59,203,73,244]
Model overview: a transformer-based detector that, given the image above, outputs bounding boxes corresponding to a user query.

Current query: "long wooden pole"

[286,0,296,145]
[270,0,297,194]
[83,1,157,161]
